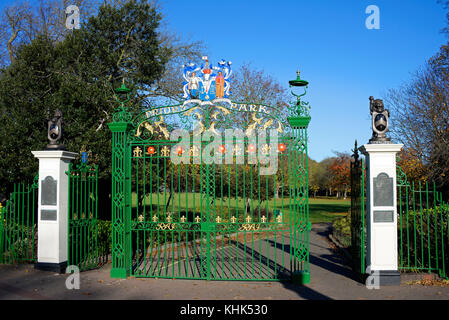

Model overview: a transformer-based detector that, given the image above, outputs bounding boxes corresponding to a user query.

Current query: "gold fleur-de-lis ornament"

[161,146,170,157]
[233,145,243,156]
[133,147,143,157]
[190,146,200,157]
[261,144,270,155]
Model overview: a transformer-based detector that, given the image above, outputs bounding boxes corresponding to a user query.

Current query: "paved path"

[0,223,448,300]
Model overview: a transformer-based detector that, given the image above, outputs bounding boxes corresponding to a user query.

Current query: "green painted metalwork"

[288,70,310,118]
[288,119,311,285]
[108,83,133,278]
[109,74,311,283]
[350,141,366,280]
[352,158,449,280]
[0,174,38,264]
[287,70,311,284]
[67,161,100,271]
[396,163,449,279]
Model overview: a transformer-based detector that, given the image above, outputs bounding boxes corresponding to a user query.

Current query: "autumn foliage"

[308,152,351,198]
[397,149,429,184]
[329,153,351,198]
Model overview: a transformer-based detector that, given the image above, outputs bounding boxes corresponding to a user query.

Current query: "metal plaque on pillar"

[373,210,394,223]
[373,172,393,207]
[41,209,57,221]
[41,176,57,205]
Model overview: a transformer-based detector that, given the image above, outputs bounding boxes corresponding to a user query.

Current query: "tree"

[397,148,427,184]
[384,1,449,193]
[308,158,320,197]
[313,157,334,196]
[385,54,449,192]
[225,63,290,131]
[0,1,170,200]
[329,152,351,199]
[0,0,97,66]
[0,1,32,64]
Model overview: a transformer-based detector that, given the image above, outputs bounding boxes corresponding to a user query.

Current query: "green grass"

[131,193,350,224]
[309,198,350,223]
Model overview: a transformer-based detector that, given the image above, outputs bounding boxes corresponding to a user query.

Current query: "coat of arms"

[183,56,232,102]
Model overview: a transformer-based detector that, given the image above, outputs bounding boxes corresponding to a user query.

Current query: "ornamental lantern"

[289,70,310,117]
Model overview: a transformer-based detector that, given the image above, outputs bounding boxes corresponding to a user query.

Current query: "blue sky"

[158,0,447,161]
[0,0,447,161]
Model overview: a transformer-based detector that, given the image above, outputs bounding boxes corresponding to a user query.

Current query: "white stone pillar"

[360,143,403,285]
[32,150,77,273]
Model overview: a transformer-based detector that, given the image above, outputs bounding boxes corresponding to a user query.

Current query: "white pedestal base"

[360,143,403,285]
[32,150,77,272]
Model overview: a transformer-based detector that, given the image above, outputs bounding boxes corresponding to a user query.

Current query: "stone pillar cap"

[359,143,403,155]
[32,150,78,160]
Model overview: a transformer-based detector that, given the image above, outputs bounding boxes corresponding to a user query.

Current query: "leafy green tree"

[308,158,320,197]
[0,1,170,205]
[315,157,334,196]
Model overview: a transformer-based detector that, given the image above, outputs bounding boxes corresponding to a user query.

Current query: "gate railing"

[350,143,366,279]
[349,158,449,280]
[67,162,104,271]
[397,165,449,279]
[127,137,300,281]
[0,174,38,264]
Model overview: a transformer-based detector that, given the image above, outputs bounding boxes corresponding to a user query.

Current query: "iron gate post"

[287,70,312,285]
[287,117,311,285]
[109,83,133,279]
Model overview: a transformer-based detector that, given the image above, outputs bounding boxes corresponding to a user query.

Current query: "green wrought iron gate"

[67,161,101,271]
[0,175,38,264]
[350,142,366,280]
[350,149,449,280]
[109,84,311,283]
[397,166,449,279]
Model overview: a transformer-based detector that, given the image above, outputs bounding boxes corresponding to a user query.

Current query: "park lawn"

[132,193,350,224]
[308,198,350,223]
